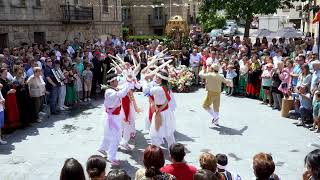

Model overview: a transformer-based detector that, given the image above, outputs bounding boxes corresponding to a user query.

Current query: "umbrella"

[250,29,274,37]
[269,27,304,38]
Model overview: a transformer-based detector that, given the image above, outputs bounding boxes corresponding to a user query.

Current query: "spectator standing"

[0,83,6,144]
[179,47,190,67]
[83,63,93,101]
[60,158,86,180]
[27,67,45,122]
[271,62,283,111]
[225,65,237,96]
[43,58,60,114]
[193,169,216,180]
[189,49,202,85]
[261,63,273,105]
[290,54,304,90]
[161,143,197,180]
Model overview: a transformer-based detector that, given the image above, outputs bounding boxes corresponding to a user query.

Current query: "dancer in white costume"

[148,71,176,147]
[98,72,133,165]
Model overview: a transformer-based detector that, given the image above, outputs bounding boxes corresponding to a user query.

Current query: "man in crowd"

[161,143,197,180]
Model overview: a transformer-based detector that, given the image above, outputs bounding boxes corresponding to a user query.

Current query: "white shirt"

[67,46,75,55]
[104,82,133,109]
[150,85,169,105]
[273,55,282,69]
[55,50,62,61]
[189,53,202,67]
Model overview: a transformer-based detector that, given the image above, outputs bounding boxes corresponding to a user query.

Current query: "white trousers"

[99,113,122,161]
[121,104,136,145]
[58,85,66,109]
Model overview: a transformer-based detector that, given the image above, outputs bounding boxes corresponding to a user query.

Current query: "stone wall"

[0,0,122,48]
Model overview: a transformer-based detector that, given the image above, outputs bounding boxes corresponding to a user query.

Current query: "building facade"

[0,0,122,48]
[121,0,201,35]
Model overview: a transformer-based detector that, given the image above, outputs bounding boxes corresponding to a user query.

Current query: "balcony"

[61,4,93,23]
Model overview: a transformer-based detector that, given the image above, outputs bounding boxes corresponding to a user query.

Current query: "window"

[21,0,26,6]
[34,32,46,45]
[0,33,8,50]
[122,8,131,20]
[0,0,4,6]
[74,0,79,5]
[154,7,163,20]
[35,0,41,7]
[102,0,108,13]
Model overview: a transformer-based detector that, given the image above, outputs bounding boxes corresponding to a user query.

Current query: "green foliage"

[122,27,129,38]
[181,36,192,49]
[200,0,307,36]
[198,12,226,32]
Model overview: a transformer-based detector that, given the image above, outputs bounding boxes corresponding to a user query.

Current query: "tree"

[199,0,306,37]
[197,10,226,32]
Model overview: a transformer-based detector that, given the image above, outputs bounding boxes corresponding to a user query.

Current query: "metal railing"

[61,3,93,23]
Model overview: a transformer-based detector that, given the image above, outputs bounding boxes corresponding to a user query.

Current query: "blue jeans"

[49,86,60,113]
[299,107,312,121]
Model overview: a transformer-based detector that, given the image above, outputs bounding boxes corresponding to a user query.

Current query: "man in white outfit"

[98,72,133,166]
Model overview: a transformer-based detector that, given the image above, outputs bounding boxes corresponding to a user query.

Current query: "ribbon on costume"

[105,106,121,130]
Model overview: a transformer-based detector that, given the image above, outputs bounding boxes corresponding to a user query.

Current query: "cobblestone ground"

[0,88,319,180]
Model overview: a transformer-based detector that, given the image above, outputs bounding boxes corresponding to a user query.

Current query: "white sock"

[206,108,216,119]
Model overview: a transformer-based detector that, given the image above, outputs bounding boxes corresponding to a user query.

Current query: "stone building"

[0,0,122,48]
[121,0,201,35]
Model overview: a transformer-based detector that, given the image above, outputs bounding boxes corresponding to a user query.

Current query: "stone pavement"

[0,88,320,180]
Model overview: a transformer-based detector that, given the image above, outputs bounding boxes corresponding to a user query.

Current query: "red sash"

[148,86,171,122]
[106,106,121,115]
[122,95,131,122]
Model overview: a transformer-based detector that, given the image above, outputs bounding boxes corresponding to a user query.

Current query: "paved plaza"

[0,89,320,180]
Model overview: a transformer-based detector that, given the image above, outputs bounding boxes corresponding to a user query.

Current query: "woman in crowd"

[13,66,34,126]
[135,145,176,180]
[27,67,46,123]
[297,63,312,89]
[246,53,261,98]
[65,68,77,106]
[239,56,249,96]
[199,152,224,180]
[252,153,280,180]
[107,169,131,180]
[193,169,217,180]
[60,158,86,180]
[86,155,106,180]
[303,149,320,180]
[271,62,283,110]
[260,63,273,105]
[0,68,19,130]
[278,61,291,98]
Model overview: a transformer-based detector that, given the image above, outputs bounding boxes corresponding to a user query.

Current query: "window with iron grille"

[154,7,162,20]
[21,0,26,6]
[103,0,108,13]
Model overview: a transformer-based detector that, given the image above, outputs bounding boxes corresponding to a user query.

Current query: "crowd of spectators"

[59,143,320,180]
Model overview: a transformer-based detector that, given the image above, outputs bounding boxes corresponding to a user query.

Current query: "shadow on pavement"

[210,125,248,135]
[0,99,104,155]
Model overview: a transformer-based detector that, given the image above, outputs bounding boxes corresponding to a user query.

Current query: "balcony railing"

[61,3,93,23]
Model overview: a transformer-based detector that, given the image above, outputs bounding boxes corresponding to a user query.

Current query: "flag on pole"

[313,10,320,24]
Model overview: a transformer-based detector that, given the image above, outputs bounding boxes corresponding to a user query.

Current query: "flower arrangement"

[169,65,195,92]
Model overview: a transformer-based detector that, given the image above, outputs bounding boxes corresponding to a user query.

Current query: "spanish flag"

[313,10,320,24]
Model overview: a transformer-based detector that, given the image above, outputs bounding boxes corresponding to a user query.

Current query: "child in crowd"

[216,153,242,180]
[311,90,320,133]
[73,67,83,102]
[65,69,77,106]
[83,63,93,102]
[0,83,6,144]
[226,65,237,96]
[296,86,313,126]
[261,63,273,105]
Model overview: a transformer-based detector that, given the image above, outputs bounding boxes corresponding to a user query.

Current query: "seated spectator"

[193,169,216,180]
[160,143,197,180]
[60,158,85,180]
[86,155,106,180]
[216,153,242,180]
[106,169,131,180]
[199,152,224,180]
[303,149,320,180]
[252,153,280,180]
[135,145,176,180]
